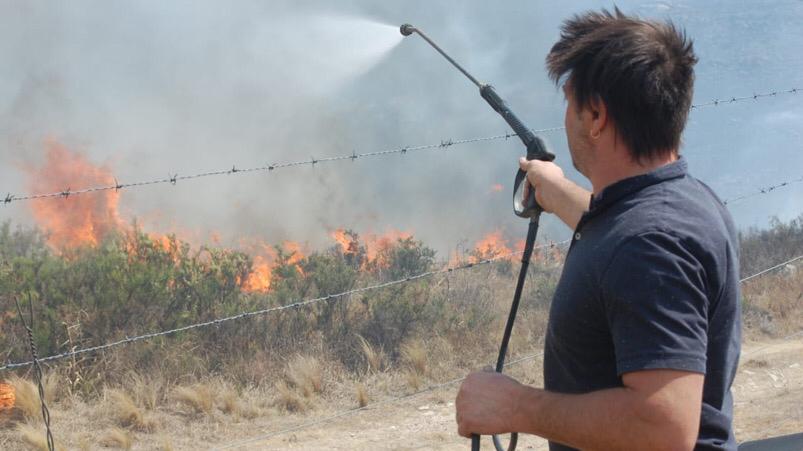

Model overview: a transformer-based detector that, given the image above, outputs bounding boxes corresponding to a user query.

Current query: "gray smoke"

[1,0,802,255]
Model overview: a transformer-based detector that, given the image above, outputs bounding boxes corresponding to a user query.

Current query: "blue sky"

[1,0,801,253]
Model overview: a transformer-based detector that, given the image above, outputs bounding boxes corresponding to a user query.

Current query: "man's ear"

[588,96,608,137]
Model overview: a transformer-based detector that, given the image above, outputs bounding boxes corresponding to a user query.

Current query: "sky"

[1,0,801,255]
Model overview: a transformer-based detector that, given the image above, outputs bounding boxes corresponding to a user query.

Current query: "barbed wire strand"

[215,351,545,450]
[13,295,55,451]
[2,87,797,206]
[690,87,799,109]
[0,239,572,372]
[723,176,803,206]
[216,252,803,448]
[739,255,802,283]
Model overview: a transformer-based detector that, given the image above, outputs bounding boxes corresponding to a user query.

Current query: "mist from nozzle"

[268,15,404,96]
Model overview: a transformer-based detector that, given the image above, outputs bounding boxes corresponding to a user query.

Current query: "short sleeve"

[602,231,709,376]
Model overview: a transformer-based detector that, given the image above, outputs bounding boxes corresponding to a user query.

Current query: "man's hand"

[518,157,591,230]
[455,371,525,438]
[518,157,566,214]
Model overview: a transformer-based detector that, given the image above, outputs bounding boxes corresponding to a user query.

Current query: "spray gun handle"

[478,84,555,218]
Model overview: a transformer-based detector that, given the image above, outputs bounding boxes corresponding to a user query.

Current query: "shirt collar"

[588,157,688,214]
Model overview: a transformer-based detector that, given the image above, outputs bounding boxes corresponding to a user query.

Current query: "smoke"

[1,0,802,256]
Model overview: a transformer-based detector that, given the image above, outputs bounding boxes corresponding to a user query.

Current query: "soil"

[215,337,803,450]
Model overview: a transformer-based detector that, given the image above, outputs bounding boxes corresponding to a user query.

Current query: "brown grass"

[126,373,163,411]
[99,427,133,449]
[355,382,369,408]
[9,377,41,423]
[239,400,262,419]
[172,384,214,415]
[357,335,386,373]
[405,370,422,391]
[402,339,429,376]
[106,389,155,431]
[217,385,240,416]
[285,355,323,398]
[16,423,50,451]
[274,380,306,413]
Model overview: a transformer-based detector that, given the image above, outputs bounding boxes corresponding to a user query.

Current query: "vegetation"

[0,215,800,449]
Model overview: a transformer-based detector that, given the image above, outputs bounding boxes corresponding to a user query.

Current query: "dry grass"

[355,383,369,408]
[126,373,163,411]
[239,400,262,420]
[106,389,155,431]
[16,423,50,451]
[357,335,386,373]
[217,386,240,416]
[286,355,324,398]
[405,370,422,391]
[99,427,133,449]
[274,380,306,412]
[172,384,214,415]
[402,339,429,376]
[9,377,41,423]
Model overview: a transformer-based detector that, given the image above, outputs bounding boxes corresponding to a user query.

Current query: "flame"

[467,230,515,264]
[26,141,123,250]
[0,383,14,412]
[330,228,411,269]
[244,254,274,292]
[241,240,307,293]
[490,183,504,193]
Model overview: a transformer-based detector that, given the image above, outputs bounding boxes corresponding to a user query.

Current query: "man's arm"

[456,369,703,451]
[518,158,590,230]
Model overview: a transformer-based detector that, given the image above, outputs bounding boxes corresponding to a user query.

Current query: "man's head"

[547,8,697,172]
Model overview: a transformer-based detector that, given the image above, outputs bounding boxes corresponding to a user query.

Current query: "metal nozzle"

[400,23,416,36]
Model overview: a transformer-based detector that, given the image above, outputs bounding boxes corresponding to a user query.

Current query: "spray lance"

[400,24,555,451]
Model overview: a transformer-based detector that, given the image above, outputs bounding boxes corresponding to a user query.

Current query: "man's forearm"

[548,177,590,231]
[510,385,694,451]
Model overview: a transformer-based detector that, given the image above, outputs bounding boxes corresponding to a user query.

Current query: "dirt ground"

[214,337,803,450]
[1,337,800,450]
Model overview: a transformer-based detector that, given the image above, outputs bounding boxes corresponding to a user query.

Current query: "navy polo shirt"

[543,159,741,450]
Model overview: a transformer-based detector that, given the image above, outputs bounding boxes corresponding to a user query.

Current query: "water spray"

[400,23,555,451]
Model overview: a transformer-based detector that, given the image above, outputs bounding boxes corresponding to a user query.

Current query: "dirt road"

[218,337,803,450]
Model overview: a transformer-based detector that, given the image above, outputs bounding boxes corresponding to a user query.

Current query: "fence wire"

[215,253,803,448]
[723,175,803,206]
[2,87,797,206]
[0,239,571,372]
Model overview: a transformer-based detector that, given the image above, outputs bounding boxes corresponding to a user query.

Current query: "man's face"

[563,84,594,177]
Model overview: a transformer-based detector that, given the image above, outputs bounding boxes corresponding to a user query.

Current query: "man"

[456,8,741,451]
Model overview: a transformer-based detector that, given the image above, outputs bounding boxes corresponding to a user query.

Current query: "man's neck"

[588,151,678,195]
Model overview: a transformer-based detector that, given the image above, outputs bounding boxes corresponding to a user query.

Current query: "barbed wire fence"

[0,240,572,372]
[219,255,803,449]
[1,87,798,206]
[0,85,800,449]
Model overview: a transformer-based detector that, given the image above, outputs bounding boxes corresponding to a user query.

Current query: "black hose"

[472,214,540,451]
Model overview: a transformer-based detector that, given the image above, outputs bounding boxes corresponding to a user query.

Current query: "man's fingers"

[518,157,530,170]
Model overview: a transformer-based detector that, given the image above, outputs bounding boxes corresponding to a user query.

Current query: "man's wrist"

[508,384,543,435]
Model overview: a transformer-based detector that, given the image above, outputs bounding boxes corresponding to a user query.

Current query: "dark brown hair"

[547,8,697,161]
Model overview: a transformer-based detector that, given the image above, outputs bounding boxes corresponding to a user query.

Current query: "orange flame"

[490,183,504,193]
[26,141,123,250]
[0,383,14,412]
[330,228,411,269]
[241,240,307,293]
[471,230,512,262]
